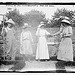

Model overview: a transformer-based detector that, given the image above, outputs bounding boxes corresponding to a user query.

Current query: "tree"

[6,9,24,27]
[23,10,46,27]
[49,8,74,27]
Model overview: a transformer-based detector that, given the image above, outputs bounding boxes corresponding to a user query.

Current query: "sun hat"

[64,16,70,20]
[38,21,45,28]
[22,23,31,28]
[40,21,44,24]
[61,19,71,25]
[6,19,15,25]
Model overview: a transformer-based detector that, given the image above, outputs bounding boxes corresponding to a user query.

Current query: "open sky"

[0,5,75,20]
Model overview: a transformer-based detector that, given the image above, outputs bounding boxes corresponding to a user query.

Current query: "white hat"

[38,24,44,28]
[64,16,70,20]
[22,23,31,28]
[61,19,71,25]
[40,21,44,24]
[6,19,15,25]
[38,21,44,28]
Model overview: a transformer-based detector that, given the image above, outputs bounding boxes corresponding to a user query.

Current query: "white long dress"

[57,26,73,61]
[20,31,33,55]
[36,28,50,60]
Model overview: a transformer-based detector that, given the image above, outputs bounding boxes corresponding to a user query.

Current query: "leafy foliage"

[6,9,48,27]
[23,10,47,27]
[6,9,24,27]
[49,8,74,27]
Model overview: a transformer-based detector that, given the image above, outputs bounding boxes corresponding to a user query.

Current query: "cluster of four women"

[4,17,73,62]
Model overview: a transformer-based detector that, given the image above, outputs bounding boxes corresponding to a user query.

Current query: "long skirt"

[57,38,73,61]
[36,37,49,59]
[6,37,16,60]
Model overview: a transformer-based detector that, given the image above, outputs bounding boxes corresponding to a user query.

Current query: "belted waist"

[62,36,71,38]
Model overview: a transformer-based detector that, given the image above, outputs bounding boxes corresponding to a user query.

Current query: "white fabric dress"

[57,26,73,61]
[20,31,33,55]
[36,28,50,60]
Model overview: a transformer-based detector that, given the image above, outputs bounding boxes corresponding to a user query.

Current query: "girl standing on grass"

[36,22,52,61]
[20,23,33,61]
[53,19,73,62]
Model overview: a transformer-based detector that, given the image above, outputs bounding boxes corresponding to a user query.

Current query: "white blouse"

[61,26,73,37]
[20,31,33,44]
[36,28,50,37]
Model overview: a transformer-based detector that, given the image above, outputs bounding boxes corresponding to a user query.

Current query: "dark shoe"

[46,59,50,61]
[40,59,46,61]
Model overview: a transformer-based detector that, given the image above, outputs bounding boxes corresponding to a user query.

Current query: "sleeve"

[68,26,73,35]
[29,32,33,43]
[1,27,7,37]
[53,27,63,36]
[45,30,50,35]
[1,27,4,35]
[20,32,23,45]
[36,28,39,43]
[36,28,39,36]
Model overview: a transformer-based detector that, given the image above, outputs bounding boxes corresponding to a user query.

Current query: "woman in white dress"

[53,19,73,62]
[20,23,33,61]
[36,22,51,61]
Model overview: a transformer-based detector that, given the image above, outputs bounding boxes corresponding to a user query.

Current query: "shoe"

[40,59,45,61]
